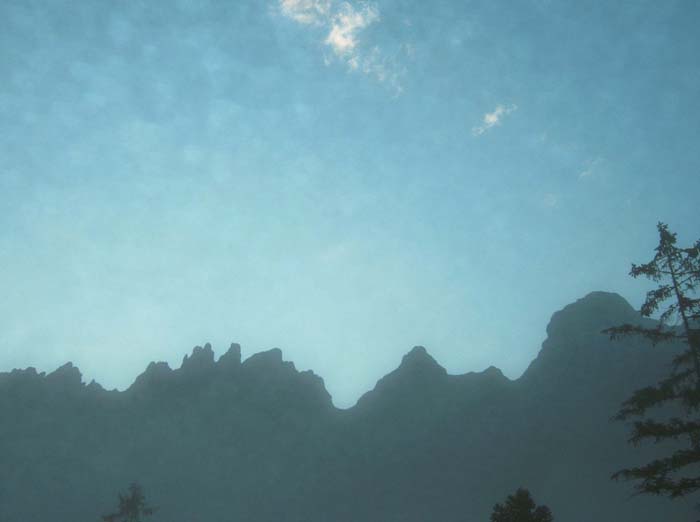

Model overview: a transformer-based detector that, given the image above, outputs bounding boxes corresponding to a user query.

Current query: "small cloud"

[279,0,331,25]
[472,104,517,136]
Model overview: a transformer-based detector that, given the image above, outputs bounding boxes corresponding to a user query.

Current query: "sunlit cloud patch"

[279,0,331,25]
[278,0,405,93]
[324,2,379,56]
[472,104,518,136]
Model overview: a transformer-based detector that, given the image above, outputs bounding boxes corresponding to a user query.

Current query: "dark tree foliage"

[490,488,553,522]
[102,483,156,522]
[604,222,700,499]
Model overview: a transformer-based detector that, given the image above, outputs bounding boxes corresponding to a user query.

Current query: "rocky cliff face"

[0,292,693,522]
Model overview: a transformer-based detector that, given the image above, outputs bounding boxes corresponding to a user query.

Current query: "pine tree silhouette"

[605,222,700,498]
[490,488,553,522]
[102,483,156,522]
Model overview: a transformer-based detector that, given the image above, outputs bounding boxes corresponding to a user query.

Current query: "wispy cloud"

[471,104,518,136]
[278,1,405,92]
[325,3,379,56]
[279,0,331,25]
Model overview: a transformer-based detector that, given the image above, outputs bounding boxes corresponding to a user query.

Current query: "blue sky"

[1,0,698,407]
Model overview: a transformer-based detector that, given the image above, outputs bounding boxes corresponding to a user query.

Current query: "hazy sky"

[1,0,698,407]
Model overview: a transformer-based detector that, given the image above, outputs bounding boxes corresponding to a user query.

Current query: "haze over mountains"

[0,291,695,521]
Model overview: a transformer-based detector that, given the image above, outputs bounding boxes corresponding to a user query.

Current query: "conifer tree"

[102,483,156,522]
[604,222,700,498]
[490,488,553,522]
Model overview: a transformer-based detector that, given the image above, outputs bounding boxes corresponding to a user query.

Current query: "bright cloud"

[278,1,404,92]
[279,0,331,25]
[472,104,518,136]
[325,3,379,56]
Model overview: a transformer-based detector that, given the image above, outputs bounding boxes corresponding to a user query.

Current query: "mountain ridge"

[0,291,648,407]
[0,291,693,522]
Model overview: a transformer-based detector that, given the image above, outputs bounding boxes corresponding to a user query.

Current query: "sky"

[1,0,699,408]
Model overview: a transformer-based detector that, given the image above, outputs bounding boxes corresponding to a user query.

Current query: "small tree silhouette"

[490,488,553,522]
[102,483,156,522]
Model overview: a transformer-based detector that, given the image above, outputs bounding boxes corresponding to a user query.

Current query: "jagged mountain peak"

[398,345,447,376]
[46,362,83,388]
[129,361,173,392]
[355,346,448,409]
[519,291,660,386]
[242,347,289,370]
[180,342,216,372]
[545,291,640,339]
[218,342,242,369]
[481,365,506,380]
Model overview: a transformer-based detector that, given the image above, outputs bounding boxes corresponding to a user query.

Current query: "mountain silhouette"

[0,292,693,521]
